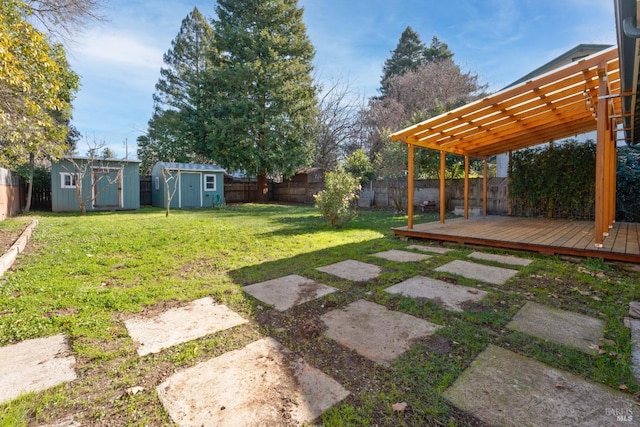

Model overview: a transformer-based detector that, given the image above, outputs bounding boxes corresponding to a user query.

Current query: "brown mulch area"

[0,222,29,255]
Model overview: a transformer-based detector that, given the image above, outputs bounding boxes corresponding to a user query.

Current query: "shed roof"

[390,46,621,158]
[62,156,140,163]
[154,162,226,173]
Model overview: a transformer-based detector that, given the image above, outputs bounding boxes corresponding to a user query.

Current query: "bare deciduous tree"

[61,139,123,215]
[161,166,180,217]
[24,0,105,40]
[312,79,365,171]
[385,59,484,117]
[363,59,487,175]
[374,140,407,213]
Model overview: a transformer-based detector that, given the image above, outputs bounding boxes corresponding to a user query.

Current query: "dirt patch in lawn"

[0,220,30,255]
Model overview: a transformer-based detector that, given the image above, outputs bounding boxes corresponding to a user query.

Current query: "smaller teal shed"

[51,157,141,212]
[151,162,225,209]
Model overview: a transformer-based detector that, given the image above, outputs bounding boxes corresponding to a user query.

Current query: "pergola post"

[610,133,617,224]
[507,150,512,216]
[464,156,469,219]
[483,159,488,216]
[606,124,616,229]
[604,125,613,235]
[440,151,446,223]
[595,65,608,247]
[407,143,414,229]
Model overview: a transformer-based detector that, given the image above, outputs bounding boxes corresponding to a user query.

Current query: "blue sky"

[66,0,617,158]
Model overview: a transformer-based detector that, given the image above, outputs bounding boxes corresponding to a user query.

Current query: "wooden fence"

[224,181,260,203]
[140,176,152,206]
[271,181,324,204]
[223,176,510,215]
[356,177,508,214]
[27,185,52,211]
[1,169,22,220]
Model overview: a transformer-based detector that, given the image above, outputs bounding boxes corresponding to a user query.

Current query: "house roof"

[390,46,621,158]
[614,0,640,146]
[154,162,226,173]
[504,44,613,89]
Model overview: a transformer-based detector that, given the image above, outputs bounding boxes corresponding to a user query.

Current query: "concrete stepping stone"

[37,417,81,427]
[406,244,452,254]
[320,299,441,366]
[0,334,76,404]
[435,260,518,285]
[508,301,605,354]
[629,318,640,381]
[243,274,337,311]
[372,249,431,262]
[157,337,349,426]
[445,345,637,426]
[316,259,382,282]
[468,251,532,266]
[630,301,640,319]
[125,297,247,356]
[385,276,488,312]
[629,302,640,381]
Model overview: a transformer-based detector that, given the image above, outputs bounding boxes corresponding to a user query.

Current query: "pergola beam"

[392,47,618,144]
[410,74,603,146]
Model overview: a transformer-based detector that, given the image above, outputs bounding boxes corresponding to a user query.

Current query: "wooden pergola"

[390,46,623,247]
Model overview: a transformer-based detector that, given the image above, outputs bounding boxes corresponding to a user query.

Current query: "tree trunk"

[23,153,35,212]
[76,182,86,216]
[257,170,269,202]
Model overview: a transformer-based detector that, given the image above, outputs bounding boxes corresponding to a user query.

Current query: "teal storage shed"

[151,162,225,209]
[51,157,141,212]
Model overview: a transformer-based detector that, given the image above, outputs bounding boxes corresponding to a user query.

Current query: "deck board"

[627,223,640,254]
[394,216,640,263]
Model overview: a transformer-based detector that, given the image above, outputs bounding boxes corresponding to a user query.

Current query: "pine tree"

[424,36,453,63]
[380,26,427,96]
[380,27,453,96]
[202,0,317,201]
[137,7,215,171]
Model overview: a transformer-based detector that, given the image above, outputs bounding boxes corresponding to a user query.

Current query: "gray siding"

[52,159,140,212]
[151,162,225,209]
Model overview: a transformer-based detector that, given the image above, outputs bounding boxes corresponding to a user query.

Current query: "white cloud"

[73,30,164,71]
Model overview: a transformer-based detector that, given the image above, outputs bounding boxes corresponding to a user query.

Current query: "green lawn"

[0,204,639,426]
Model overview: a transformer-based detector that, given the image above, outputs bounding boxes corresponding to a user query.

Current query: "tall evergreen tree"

[137,7,215,171]
[380,27,453,96]
[380,26,427,94]
[202,0,317,200]
[424,36,453,63]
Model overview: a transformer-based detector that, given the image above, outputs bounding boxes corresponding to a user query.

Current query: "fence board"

[140,176,152,206]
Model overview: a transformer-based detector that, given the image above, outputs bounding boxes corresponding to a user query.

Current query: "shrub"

[344,148,375,186]
[509,140,595,219]
[314,169,361,228]
[616,146,640,222]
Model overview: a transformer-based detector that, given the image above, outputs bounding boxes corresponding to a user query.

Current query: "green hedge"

[509,140,595,219]
[616,146,640,222]
[509,141,640,221]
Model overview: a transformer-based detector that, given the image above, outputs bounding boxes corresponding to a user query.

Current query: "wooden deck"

[393,216,640,263]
